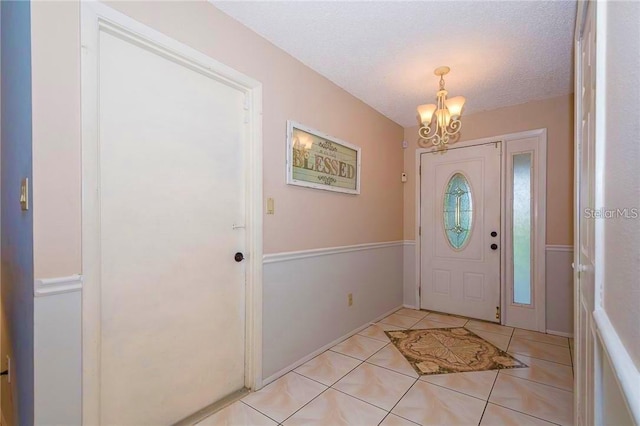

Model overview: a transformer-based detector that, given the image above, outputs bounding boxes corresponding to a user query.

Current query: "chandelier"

[417,66,466,148]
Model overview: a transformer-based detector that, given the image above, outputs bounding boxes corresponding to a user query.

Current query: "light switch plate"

[20,178,29,211]
[266,198,275,215]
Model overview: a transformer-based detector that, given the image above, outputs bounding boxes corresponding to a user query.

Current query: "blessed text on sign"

[291,127,358,191]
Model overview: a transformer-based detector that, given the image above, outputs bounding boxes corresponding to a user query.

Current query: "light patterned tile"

[294,351,361,386]
[508,337,572,365]
[466,320,514,336]
[423,312,468,327]
[380,313,421,328]
[424,312,469,327]
[366,344,419,378]
[409,318,452,330]
[502,353,573,391]
[283,388,386,426]
[242,373,326,423]
[489,374,573,426]
[358,324,392,342]
[374,322,407,331]
[395,308,429,319]
[514,329,569,347]
[380,413,420,426]
[420,370,498,400]
[392,380,486,426]
[330,335,387,360]
[196,401,277,426]
[480,403,556,426]
[333,363,416,410]
[470,329,512,351]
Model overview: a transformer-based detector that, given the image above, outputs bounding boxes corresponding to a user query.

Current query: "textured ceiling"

[213,1,576,127]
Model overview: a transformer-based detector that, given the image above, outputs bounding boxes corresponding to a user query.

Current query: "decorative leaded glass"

[443,173,473,249]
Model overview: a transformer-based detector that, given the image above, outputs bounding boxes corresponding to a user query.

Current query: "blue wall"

[1,1,35,425]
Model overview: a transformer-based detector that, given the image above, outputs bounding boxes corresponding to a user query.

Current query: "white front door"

[83,12,248,425]
[420,143,501,322]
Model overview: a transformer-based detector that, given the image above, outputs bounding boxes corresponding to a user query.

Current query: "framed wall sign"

[286,121,361,194]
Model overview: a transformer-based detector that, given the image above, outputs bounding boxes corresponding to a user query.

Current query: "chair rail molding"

[263,240,405,264]
[545,244,574,252]
[593,308,640,424]
[34,275,83,297]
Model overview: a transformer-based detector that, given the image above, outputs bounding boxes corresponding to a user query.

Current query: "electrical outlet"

[348,293,353,306]
[6,356,10,383]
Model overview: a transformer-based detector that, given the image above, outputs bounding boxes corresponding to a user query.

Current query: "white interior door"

[89,23,247,425]
[420,143,501,322]
[575,2,597,424]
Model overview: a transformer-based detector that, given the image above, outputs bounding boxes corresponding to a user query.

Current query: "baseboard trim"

[261,304,403,386]
[403,240,416,246]
[403,304,419,310]
[263,241,404,264]
[174,387,250,426]
[34,274,83,297]
[593,308,640,424]
[545,244,574,252]
[546,329,574,338]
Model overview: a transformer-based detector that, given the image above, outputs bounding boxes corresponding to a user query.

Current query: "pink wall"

[30,1,404,278]
[601,0,640,368]
[403,94,574,245]
[31,2,82,279]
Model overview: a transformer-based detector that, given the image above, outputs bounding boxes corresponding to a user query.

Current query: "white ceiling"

[213,1,576,127]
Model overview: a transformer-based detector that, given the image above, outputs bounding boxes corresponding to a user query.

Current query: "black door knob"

[490,244,498,250]
[234,252,244,262]
[491,231,498,237]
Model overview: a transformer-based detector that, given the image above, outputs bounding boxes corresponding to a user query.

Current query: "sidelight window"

[512,153,533,305]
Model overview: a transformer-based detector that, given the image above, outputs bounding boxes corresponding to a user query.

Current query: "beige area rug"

[385,328,527,376]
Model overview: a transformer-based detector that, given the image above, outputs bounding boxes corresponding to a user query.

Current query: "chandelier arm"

[418,124,435,139]
[447,118,462,135]
[418,131,443,147]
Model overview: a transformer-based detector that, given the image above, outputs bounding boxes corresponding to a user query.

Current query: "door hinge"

[419,226,421,236]
[419,165,422,176]
[243,95,250,124]
[418,286,421,297]
[495,306,501,321]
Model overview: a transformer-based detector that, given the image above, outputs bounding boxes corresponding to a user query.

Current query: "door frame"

[415,128,547,329]
[80,3,263,423]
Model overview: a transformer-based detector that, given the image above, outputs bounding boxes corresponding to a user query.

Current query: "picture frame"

[286,120,361,195]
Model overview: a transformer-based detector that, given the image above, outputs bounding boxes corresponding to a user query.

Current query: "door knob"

[490,244,498,250]
[490,231,498,237]
[572,262,588,272]
[234,252,244,262]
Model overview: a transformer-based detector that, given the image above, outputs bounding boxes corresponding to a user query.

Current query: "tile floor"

[199,308,574,426]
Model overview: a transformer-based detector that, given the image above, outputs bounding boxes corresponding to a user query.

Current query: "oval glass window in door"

[443,173,473,249]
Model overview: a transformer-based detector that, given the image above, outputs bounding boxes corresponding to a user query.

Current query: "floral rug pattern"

[385,327,527,375]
